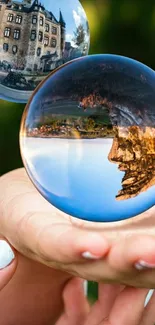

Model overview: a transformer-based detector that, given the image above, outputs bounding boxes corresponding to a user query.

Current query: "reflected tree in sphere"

[20,54,155,222]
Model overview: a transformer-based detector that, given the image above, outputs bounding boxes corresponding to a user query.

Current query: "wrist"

[0,254,73,325]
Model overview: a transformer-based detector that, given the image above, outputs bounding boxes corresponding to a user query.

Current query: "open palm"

[1,168,155,287]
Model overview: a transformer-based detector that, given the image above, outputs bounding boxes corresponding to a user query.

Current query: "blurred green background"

[1,0,155,300]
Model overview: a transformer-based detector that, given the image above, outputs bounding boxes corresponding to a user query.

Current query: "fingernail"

[83,280,88,296]
[135,260,155,270]
[0,241,15,269]
[82,251,101,260]
[144,289,154,307]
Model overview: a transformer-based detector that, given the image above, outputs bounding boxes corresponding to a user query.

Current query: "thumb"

[0,240,17,291]
[0,169,110,266]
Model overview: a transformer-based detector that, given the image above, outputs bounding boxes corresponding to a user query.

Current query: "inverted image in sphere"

[20,54,155,222]
[0,0,90,103]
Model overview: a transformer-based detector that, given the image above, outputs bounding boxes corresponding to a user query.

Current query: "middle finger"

[84,284,123,325]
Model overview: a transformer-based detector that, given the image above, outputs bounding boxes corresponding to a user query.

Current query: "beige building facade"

[0,0,66,71]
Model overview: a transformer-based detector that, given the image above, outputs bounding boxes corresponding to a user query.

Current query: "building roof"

[59,10,66,27]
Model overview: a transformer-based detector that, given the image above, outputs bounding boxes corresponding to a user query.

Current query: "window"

[4,27,11,37]
[13,29,20,39]
[7,13,13,22]
[12,45,18,54]
[3,43,9,52]
[15,15,22,24]
[51,37,56,47]
[52,26,57,35]
[38,31,43,42]
[37,47,41,56]
[45,23,49,32]
[39,16,43,26]
[44,36,49,46]
[32,15,37,24]
[30,30,36,41]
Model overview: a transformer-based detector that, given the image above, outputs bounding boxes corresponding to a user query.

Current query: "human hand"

[1,168,155,288]
[57,279,155,325]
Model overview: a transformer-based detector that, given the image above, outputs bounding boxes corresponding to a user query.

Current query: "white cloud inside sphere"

[66,33,75,46]
[72,6,87,28]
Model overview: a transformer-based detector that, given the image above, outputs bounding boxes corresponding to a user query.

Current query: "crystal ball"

[0,0,90,103]
[20,54,155,222]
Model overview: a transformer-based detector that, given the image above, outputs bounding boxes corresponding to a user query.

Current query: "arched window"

[12,45,18,54]
[16,15,22,24]
[32,15,37,24]
[7,13,13,22]
[45,23,49,32]
[4,27,11,37]
[3,43,9,52]
[38,31,43,42]
[30,30,36,41]
[51,37,56,48]
[37,47,41,56]
[39,16,43,26]
[52,26,57,35]
[44,36,49,46]
[13,29,20,39]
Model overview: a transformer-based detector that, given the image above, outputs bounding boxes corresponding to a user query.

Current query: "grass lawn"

[88,281,98,304]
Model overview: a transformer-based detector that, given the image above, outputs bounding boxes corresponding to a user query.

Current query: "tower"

[59,10,66,55]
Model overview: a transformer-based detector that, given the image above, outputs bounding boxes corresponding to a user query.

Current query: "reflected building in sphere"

[0,0,65,71]
[0,0,90,102]
[20,54,155,223]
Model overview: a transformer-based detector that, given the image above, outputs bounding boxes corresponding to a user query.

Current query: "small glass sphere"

[20,54,155,222]
[0,0,90,103]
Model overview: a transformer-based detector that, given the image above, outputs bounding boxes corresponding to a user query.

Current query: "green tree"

[85,118,95,131]
[73,24,86,46]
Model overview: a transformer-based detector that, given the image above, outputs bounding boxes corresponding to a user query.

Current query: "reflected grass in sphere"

[0,0,90,103]
[20,54,155,222]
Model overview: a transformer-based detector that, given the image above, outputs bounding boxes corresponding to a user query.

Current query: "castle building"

[0,0,66,71]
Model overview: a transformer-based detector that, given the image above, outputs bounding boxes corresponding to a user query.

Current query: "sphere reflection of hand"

[108,126,155,201]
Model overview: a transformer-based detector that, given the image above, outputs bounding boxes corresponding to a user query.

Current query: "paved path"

[0,83,32,103]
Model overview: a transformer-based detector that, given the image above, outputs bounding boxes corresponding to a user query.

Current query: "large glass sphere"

[20,54,155,222]
[0,0,90,103]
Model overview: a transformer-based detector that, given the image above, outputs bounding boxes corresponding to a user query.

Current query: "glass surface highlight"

[0,0,90,103]
[20,54,155,222]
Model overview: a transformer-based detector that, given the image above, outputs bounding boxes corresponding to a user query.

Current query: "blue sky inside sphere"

[22,137,155,223]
